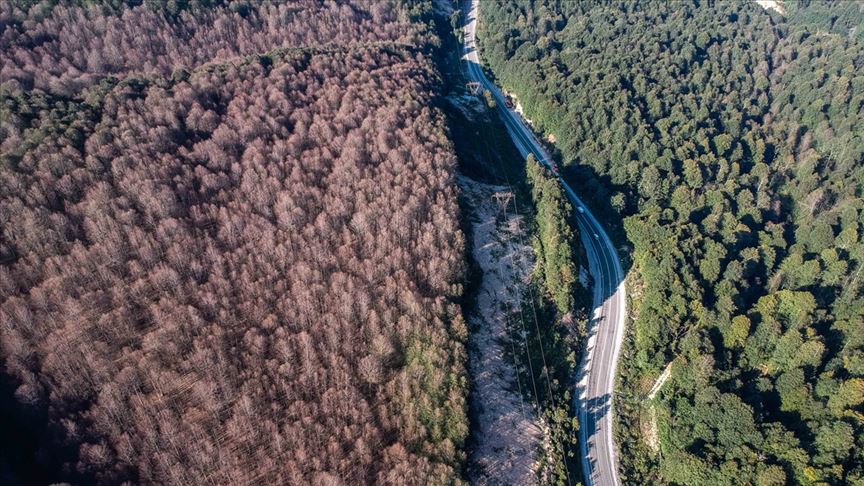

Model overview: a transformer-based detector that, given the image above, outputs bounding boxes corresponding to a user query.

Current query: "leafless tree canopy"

[0,1,467,484]
[0,0,425,96]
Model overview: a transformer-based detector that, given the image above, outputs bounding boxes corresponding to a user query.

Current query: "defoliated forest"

[0,1,469,484]
[478,0,864,484]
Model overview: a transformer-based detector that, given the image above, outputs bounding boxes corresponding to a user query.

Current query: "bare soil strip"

[461,176,543,485]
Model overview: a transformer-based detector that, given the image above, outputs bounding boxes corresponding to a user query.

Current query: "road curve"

[460,2,628,485]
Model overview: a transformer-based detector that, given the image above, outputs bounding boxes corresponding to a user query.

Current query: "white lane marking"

[461,3,627,483]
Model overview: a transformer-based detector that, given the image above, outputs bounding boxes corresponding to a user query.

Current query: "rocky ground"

[460,176,543,485]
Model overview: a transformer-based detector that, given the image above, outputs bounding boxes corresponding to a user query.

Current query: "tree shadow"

[458,2,633,285]
[0,371,82,485]
[578,392,613,437]
[456,3,634,485]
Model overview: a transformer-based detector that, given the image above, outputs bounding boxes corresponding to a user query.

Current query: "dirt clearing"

[460,176,543,485]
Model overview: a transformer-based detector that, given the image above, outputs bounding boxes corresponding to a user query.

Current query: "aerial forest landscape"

[0,0,862,485]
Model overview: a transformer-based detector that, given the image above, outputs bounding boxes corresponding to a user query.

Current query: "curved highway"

[460,2,628,485]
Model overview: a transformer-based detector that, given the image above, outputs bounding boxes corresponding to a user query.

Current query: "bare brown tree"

[0,1,466,484]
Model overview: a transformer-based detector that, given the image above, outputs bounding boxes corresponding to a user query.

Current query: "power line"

[492,192,543,417]
[459,5,575,484]
[491,193,530,419]
[509,186,576,486]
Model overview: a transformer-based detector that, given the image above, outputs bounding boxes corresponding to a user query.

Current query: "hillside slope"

[0,1,468,484]
[478,0,864,483]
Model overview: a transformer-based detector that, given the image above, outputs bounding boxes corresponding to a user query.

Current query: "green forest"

[527,154,580,317]
[478,0,864,484]
[525,154,587,483]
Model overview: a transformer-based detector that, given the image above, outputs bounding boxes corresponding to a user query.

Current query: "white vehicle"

[577,206,585,214]
[593,233,599,239]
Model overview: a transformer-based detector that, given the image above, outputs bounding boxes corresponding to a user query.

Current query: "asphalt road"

[461,2,628,485]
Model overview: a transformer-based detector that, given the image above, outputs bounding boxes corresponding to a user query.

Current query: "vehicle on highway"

[577,206,585,214]
[462,3,627,484]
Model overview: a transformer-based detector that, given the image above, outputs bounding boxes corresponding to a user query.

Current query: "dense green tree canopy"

[479,0,864,483]
[526,154,580,315]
